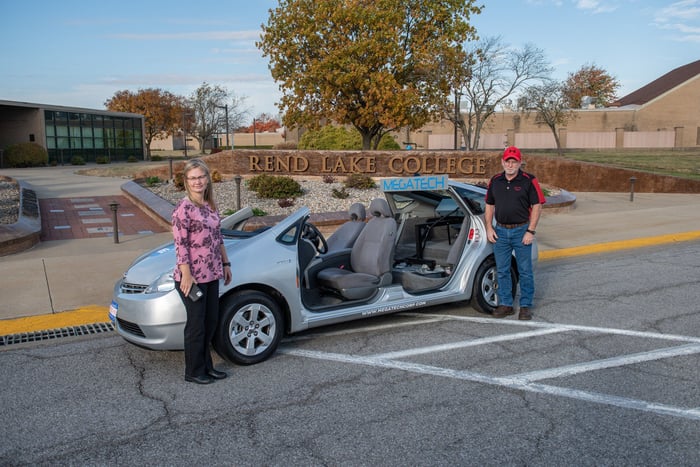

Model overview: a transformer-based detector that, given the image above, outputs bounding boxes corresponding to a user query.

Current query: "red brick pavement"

[40,195,168,241]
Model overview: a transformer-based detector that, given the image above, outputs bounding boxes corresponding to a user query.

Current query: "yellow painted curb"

[2,231,700,337]
[539,231,700,261]
[0,305,110,336]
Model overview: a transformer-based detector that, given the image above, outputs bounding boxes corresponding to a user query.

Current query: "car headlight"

[144,272,176,294]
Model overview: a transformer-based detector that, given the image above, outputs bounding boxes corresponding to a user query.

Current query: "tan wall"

[149,131,286,152]
[416,75,700,150]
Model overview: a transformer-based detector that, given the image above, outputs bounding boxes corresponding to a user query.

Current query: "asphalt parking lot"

[1,241,698,465]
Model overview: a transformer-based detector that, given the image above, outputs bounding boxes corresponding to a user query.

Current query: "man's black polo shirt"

[485,170,545,225]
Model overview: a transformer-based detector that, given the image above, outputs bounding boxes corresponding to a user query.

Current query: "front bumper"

[112,284,186,350]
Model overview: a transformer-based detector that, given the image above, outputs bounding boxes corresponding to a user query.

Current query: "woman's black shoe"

[185,374,215,384]
[207,368,228,380]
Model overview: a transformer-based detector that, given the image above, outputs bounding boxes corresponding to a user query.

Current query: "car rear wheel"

[214,291,283,365]
[471,257,517,314]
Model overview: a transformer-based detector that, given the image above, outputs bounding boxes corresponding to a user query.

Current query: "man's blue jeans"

[493,224,534,308]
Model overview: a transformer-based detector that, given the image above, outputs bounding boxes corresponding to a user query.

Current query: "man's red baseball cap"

[502,146,522,162]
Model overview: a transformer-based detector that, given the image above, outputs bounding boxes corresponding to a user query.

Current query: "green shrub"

[145,176,161,187]
[127,156,138,163]
[4,142,48,167]
[211,169,222,183]
[252,207,267,216]
[377,134,401,150]
[299,125,400,150]
[71,156,86,165]
[246,174,273,192]
[332,187,350,199]
[257,176,304,199]
[151,154,163,161]
[299,125,359,149]
[344,173,376,189]
[252,175,303,199]
[95,156,110,164]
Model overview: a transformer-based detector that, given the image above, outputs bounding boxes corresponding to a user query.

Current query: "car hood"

[122,207,310,286]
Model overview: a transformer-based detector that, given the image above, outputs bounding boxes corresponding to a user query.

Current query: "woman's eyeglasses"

[186,175,208,182]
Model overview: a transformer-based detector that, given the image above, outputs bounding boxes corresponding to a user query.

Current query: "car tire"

[214,291,283,365]
[471,257,517,315]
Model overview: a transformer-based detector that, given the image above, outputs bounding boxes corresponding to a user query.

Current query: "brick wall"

[136,150,700,194]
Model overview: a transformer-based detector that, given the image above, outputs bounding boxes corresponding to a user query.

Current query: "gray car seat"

[317,198,396,300]
[326,203,366,252]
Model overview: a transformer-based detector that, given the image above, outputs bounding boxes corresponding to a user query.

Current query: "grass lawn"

[529,150,700,181]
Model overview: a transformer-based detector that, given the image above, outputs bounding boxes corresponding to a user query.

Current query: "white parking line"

[410,313,700,344]
[371,327,566,360]
[280,313,700,421]
[281,348,700,421]
[503,343,700,383]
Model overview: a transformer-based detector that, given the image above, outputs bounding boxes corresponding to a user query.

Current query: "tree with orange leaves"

[240,114,281,133]
[105,88,184,158]
[563,63,620,109]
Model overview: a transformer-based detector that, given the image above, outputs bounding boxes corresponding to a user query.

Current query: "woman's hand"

[179,265,195,296]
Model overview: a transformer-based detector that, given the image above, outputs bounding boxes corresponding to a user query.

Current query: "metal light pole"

[453,90,462,150]
[216,104,230,149]
[253,118,257,148]
[182,113,189,158]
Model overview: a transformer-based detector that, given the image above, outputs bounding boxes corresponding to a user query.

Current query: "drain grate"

[0,322,114,347]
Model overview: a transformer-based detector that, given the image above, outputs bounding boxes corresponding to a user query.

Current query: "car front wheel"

[214,291,283,365]
[471,257,517,314]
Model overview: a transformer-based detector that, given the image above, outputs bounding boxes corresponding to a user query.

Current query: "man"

[484,146,545,320]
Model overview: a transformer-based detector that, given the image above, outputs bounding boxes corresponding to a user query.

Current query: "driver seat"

[317,198,396,300]
[326,202,366,252]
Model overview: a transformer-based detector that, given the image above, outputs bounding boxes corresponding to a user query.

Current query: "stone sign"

[230,150,488,177]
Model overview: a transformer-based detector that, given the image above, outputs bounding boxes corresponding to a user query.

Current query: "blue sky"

[1,0,698,124]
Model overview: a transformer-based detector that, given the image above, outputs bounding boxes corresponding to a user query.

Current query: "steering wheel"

[302,222,328,254]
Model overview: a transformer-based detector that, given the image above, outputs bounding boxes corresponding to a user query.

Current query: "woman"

[172,159,232,384]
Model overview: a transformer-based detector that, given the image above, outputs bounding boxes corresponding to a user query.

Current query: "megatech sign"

[246,152,488,176]
[381,174,448,191]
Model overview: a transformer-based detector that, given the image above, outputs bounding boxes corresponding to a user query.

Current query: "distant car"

[110,175,537,365]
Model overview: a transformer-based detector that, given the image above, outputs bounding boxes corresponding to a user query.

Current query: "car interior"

[299,189,478,310]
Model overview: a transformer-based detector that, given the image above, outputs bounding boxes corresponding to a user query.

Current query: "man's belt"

[496,221,528,229]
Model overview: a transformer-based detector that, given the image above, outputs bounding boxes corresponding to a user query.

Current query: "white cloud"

[653,0,700,41]
[575,0,618,14]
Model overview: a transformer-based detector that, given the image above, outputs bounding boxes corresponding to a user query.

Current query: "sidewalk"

[1,164,699,337]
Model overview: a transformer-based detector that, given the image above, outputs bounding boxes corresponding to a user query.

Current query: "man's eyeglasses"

[186,175,208,182]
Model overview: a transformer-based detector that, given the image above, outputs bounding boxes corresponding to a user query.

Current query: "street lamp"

[454,90,462,150]
[182,112,192,158]
[216,104,230,149]
[253,118,257,148]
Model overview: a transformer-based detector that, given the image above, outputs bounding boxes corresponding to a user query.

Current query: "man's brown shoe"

[493,305,514,318]
[518,307,532,320]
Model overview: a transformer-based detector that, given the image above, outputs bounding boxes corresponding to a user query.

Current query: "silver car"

[110,175,537,365]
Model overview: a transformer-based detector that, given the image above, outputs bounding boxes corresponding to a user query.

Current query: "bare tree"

[448,36,552,150]
[520,81,577,156]
[189,83,249,153]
